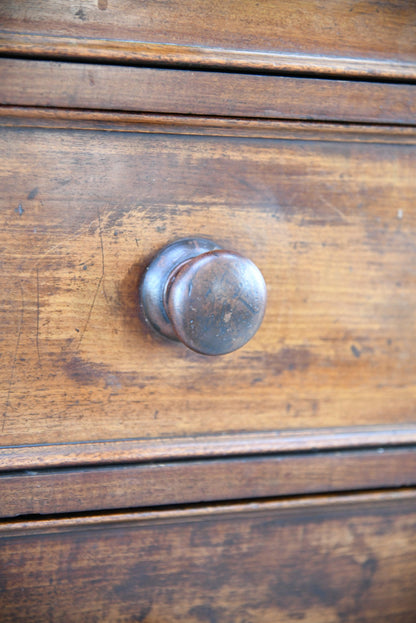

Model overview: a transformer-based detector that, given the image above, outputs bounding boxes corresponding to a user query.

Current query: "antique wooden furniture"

[1,2,416,621]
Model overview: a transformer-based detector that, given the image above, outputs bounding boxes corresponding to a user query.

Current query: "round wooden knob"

[141,238,266,355]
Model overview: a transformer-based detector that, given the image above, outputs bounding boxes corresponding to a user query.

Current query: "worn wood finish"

[1,490,416,621]
[1,121,416,447]
[0,1,415,79]
[2,59,416,126]
[1,447,416,518]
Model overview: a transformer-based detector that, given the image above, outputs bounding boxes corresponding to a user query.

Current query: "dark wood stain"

[27,187,38,200]
[267,347,314,376]
[74,7,87,21]
[63,355,117,386]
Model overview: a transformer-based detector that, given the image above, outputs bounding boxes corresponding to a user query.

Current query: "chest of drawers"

[1,2,416,621]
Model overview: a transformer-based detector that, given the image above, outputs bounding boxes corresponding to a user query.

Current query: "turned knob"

[140,238,266,355]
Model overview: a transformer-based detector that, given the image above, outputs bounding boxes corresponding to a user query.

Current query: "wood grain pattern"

[1,447,416,518]
[2,59,416,125]
[1,490,415,622]
[1,121,416,447]
[0,0,415,79]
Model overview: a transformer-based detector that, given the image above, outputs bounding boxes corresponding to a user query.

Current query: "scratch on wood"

[36,267,42,367]
[321,196,349,222]
[76,208,106,349]
[77,275,103,350]
[2,284,24,432]
[97,208,109,305]
[33,232,81,269]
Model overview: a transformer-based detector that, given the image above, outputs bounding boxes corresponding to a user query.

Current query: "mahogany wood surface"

[0,0,415,79]
[1,115,415,448]
[1,490,416,622]
[2,59,416,126]
[1,447,416,518]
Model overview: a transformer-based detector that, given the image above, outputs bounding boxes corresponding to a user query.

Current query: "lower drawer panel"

[1,490,415,622]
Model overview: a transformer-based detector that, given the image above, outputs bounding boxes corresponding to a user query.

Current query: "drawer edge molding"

[1,488,415,537]
[1,32,416,82]
[1,425,416,471]
[2,107,416,143]
[1,447,416,518]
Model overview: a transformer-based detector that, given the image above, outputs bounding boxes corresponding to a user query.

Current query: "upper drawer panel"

[0,0,415,79]
[1,112,416,448]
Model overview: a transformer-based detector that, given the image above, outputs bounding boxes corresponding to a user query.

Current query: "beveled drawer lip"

[1,425,416,471]
[1,446,416,519]
[1,1,416,82]
[3,107,416,144]
[1,488,415,538]
[2,33,416,81]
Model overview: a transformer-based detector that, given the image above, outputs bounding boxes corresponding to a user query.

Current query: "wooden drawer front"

[1,491,416,622]
[0,1,415,79]
[1,118,416,447]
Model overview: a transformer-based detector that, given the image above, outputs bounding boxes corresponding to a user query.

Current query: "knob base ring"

[140,237,221,341]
